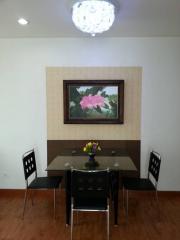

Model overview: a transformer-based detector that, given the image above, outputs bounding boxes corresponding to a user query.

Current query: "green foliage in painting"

[69,85,118,119]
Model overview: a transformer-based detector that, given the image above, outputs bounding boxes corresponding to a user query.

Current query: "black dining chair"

[122,150,161,219]
[71,169,110,240]
[22,149,63,218]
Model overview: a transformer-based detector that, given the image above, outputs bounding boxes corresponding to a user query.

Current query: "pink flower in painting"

[80,95,105,110]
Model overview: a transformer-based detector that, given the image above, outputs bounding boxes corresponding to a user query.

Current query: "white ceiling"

[0,0,180,38]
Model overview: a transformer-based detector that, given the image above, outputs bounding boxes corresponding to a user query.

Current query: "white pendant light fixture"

[72,0,119,36]
[17,18,29,25]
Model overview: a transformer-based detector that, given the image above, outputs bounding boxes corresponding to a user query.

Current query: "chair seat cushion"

[28,176,63,189]
[123,177,156,191]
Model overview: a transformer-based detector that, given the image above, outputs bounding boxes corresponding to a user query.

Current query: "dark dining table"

[46,155,137,225]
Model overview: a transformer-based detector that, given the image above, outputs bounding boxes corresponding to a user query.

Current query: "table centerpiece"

[83,141,101,167]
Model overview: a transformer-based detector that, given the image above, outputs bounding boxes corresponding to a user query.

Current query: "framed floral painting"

[63,80,124,124]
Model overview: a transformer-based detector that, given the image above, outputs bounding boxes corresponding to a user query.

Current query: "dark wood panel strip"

[1,189,180,197]
[47,140,141,178]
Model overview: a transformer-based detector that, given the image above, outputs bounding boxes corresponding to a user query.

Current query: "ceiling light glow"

[18,18,29,25]
[72,0,117,36]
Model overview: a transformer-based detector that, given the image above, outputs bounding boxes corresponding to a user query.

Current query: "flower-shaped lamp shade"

[72,0,116,36]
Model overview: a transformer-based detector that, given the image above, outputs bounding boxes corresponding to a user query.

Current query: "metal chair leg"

[107,204,110,240]
[76,211,79,225]
[155,189,161,221]
[54,188,56,219]
[30,189,34,206]
[22,188,28,219]
[155,189,158,201]
[122,186,124,208]
[126,189,129,222]
[71,206,73,240]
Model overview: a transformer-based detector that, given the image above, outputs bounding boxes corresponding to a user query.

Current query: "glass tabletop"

[46,155,137,171]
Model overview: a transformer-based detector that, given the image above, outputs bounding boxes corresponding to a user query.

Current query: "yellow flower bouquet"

[83,141,101,155]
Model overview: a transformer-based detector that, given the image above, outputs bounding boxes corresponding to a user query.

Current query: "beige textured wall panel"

[46,67,142,140]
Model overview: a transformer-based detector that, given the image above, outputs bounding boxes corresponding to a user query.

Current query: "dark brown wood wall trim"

[1,189,180,197]
[47,140,141,178]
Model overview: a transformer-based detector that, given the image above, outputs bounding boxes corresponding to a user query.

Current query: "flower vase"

[85,153,99,168]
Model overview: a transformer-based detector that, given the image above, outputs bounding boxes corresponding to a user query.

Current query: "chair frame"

[22,149,61,219]
[70,169,110,240]
[123,150,161,219]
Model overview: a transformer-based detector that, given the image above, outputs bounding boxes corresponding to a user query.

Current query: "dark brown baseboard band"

[1,189,180,197]
[47,140,141,184]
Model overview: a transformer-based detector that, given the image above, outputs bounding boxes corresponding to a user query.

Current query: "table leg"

[65,170,71,226]
[110,171,119,225]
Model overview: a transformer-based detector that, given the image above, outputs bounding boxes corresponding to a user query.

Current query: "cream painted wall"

[47,67,141,140]
[0,38,180,190]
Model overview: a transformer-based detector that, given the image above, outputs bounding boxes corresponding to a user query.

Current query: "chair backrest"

[71,169,109,205]
[22,149,37,180]
[148,151,161,182]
